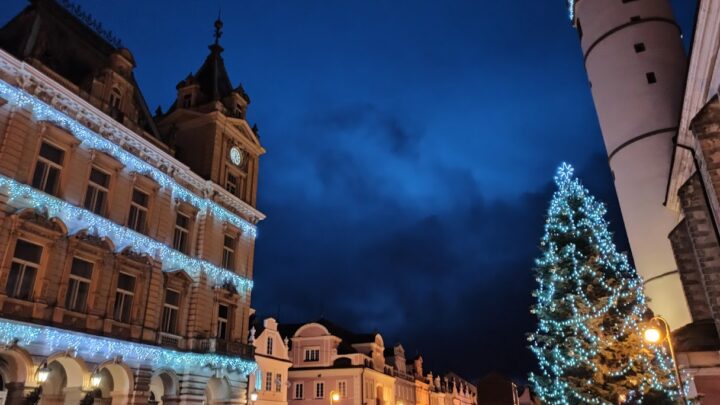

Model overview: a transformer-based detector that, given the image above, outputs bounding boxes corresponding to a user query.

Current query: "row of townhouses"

[248,318,477,405]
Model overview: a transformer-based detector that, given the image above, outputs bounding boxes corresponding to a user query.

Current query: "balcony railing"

[158,332,183,348]
[189,338,255,359]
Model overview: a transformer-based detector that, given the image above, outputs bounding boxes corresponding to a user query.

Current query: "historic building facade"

[248,318,291,405]
[0,0,264,404]
[277,319,476,405]
[568,0,720,400]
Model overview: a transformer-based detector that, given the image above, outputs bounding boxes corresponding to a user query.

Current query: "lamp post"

[644,315,686,403]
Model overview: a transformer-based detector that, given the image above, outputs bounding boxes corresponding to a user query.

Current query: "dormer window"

[183,94,192,108]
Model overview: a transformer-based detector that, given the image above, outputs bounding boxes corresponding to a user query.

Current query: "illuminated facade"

[278,320,476,405]
[0,0,264,404]
[248,318,291,405]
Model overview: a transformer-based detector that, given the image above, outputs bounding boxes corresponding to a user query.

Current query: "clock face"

[230,147,243,166]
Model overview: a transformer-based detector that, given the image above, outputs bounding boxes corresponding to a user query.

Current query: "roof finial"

[213,10,223,46]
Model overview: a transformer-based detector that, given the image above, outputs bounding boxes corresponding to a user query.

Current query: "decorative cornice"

[0,174,253,293]
[0,317,256,373]
[0,48,265,227]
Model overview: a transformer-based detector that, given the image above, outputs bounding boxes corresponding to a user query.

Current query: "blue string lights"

[0,79,257,239]
[0,318,256,373]
[566,0,576,19]
[528,163,683,404]
[0,174,253,293]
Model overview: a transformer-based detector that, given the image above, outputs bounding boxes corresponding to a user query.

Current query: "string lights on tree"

[528,163,683,404]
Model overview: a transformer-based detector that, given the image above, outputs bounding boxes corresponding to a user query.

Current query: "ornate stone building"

[0,0,264,403]
[248,318,291,405]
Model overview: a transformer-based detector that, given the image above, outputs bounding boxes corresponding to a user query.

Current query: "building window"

[217,304,229,340]
[222,235,236,269]
[338,381,347,398]
[127,188,149,233]
[161,289,180,334]
[294,383,304,399]
[634,42,646,53]
[113,272,135,323]
[182,93,192,108]
[267,336,273,355]
[304,348,320,362]
[65,258,93,312]
[7,240,42,300]
[315,382,324,399]
[275,373,282,392]
[173,212,191,253]
[646,72,657,84]
[32,142,64,195]
[265,372,273,392]
[83,167,110,215]
[225,172,238,194]
[109,87,122,109]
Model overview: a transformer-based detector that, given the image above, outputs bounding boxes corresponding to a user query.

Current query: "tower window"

[634,43,646,53]
[646,72,657,84]
[182,94,192,108]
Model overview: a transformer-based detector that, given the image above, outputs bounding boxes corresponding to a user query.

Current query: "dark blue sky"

[1,0,697,382]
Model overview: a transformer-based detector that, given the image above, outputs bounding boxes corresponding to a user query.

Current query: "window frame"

[161,288,181,335]
[173,211,192,254]
[216,303,230,340]
[113,271,136,324]
[222,233,237,270]
[6,239,45,301]
[338,380,347,398]
[294,383,304,399]
[31,140,65,196]
[64,256,95,313]
[266,336,274,355]
[315,381,325,399]
[83,166,112,216]
[275,373,282,392]
[304,347,320,362]
[127,187,150,234]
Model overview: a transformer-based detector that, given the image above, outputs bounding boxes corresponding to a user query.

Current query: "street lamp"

[330,390,340,405]
[644,316,685,403]
[90,371,102,388]
[36,362,50,383]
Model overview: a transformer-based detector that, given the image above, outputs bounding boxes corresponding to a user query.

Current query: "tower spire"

[213,12,223,46]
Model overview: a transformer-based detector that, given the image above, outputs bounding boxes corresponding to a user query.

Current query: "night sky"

[1,0,698,383]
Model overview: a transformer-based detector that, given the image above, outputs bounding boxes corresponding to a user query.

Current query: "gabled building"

[0,0,265,404]
[249,317,292,405]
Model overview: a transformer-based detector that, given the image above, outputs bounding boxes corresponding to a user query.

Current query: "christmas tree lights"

[0,174,253,293]
[0,79,256,239]
[528,163,683,404]
[0,318,256,373]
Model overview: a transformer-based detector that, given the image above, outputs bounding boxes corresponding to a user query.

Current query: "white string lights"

[0,79,257,239]
[0,318,256,373]
[0,174,253,293]
[528,163,684,404]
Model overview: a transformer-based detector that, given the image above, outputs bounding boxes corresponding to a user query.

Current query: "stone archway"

[205,377,232,405]
[94,362,133,405]
[149,370,179,405]
[0,349,32,405]
[39,357,86,405]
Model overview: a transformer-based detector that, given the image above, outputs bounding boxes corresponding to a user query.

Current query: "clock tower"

[157,18,264,208]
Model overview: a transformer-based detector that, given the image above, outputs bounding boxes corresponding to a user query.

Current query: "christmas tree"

[528,163,681,404]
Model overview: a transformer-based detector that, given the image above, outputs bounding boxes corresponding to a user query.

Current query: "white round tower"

[571,0,691,327]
